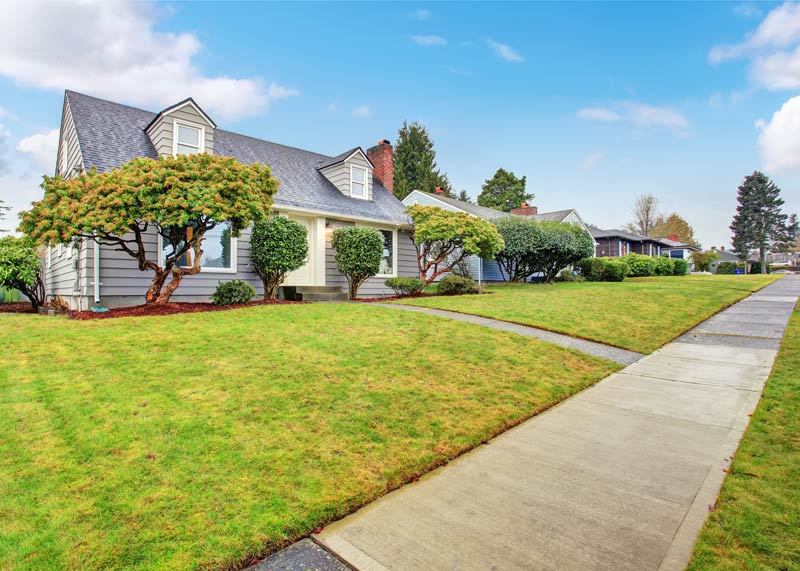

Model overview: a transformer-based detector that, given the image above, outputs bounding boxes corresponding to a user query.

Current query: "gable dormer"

[145,98,215,158]
[317,147,374,200]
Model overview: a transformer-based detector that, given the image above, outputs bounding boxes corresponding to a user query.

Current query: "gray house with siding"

[45,91,417,308]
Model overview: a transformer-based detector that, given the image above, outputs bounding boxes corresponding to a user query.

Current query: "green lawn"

[393,275,780,353]
[0,304,618,571]
[688,305,800,570]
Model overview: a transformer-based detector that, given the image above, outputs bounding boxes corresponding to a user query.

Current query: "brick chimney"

[366,140,394,194]
[435,186,444,194]
[511,202,539,216]
[667,233,679,242]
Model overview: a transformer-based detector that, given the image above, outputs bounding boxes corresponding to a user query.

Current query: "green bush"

[622,253,657,277]
[250,216,309,300]
[602,259,629,282]
[332,226,384,299]
[211,280,256,306]
[555,269,584,283]
[0,236,45,309]
[673,258,689,275]
[577,257,628,282]
[385,277,424,297]
[0,287,21,303]
[654,256,676,276]
[437,275,480,295]
[749,261,772,274]
[717,261,739,274]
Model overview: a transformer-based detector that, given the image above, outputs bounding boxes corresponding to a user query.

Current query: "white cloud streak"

[408,9,431,21]
[576,108,621,122]
[352,105,373,118]
[577,102,689,134]
[487,39,524,62]
[411,35,447,46]
[580,152,605,171]
[0,1,297,122]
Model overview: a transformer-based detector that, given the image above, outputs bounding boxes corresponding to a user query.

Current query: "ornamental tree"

[0,236,45,309]
[331,226,384,299]
[494,217,541,282]
[20,153,278,304]
[531,222,595,283]
[250,216,309,300]
[406,204,504,285]
[692,250,720,272]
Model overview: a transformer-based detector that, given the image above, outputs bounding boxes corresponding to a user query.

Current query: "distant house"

[709,247,745,273]
[44,91,419,308]
[402,190,592,281]
[588,227,669,258]
[659,236,701,268]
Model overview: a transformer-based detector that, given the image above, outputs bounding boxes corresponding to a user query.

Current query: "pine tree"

[393,121,453,199]
[476,168,532,212]
[730,171,791,273]
[457,190,472,203]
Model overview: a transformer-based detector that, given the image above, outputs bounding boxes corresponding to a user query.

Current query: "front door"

[283,216,314,286]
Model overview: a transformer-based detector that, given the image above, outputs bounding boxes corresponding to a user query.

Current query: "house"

[588,227,668,258]
[402,190,592,282]
[659,235,701,268]
[708,247,745,273]
[44,91,418,308]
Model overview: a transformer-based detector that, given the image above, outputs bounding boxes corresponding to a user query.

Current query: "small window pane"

[379,230,393,275]
[201,222,233,269]
[176,143,199,155]
[352,167,365,183]
[352,181,365,197]
[178,124,200,146]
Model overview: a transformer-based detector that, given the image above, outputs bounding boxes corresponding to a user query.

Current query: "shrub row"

[577,257,629,282]
[622,253,687,277]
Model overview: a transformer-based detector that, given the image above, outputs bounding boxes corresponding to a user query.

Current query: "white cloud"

[0,106,17,121]
[733,3,764,19]
[408,9,431,21]
[326,102,338,113]
[16,128,59,173]
[710,3,800,90]
[0,1,297,122]
[758,95,800,172]
[576,107,621,122]
[487,39,524,63]
[580,151,605,171]
[0,124,11,176]
[411,35,447,46]
[352,105,373,118]
[444,65,474,77]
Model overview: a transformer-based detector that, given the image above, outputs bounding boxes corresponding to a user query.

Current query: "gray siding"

[57,97,84,179]
[145,103,214,158]
[402,191,462,212]
[319,153,373,200]
[324,219,418,298]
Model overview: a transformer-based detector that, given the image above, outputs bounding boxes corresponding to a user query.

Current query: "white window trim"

[172,120,206,156]
[350,165,368,200]
[57,243,64,257]
[46,246,52,269]
[362,226,397,278]
[157,229,237,274]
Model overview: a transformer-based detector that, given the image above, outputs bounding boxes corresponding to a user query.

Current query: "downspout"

[93,237,101,304]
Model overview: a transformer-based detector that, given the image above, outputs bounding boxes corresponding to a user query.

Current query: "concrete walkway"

[313,276,800,571]
[373,303,643,366]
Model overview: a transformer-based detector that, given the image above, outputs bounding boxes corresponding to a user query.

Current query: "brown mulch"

[0,302,38,314]
[357,294,433,303]
[69,299,303,320]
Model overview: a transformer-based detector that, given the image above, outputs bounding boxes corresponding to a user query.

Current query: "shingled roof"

[588,226,673,246]
[64,91,408,225]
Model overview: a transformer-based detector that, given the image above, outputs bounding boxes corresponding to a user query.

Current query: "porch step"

[281,286,348,302]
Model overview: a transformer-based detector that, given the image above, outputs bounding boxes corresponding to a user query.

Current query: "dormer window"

[173,121,205,156]
[350,165,366,199]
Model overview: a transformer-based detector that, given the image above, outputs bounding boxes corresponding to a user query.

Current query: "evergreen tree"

[477,168,532,212]
[730,171,792,273]
[457,190,472,203]
[393,121,454,199]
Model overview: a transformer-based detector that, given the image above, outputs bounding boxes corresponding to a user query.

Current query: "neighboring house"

[44,91,417,308]
[588,227,668,258]
[402,190,593,282]
[708,247,746,273]
[659,236,701,269]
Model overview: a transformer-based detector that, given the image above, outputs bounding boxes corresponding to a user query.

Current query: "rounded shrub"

[211,280,256,306]
[654,256,676,276]
[672,258,689,275]
[385,277,424,297]
[437,275,480,295]
[716,261,738,274]
[555,269,584,283]
[602,259,629,282]
[332,226,384,299]
[250,216,309,300]
[623,253,657,277]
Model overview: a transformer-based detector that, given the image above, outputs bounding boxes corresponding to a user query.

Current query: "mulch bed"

[0,302,38,314]
[69,299,303,320]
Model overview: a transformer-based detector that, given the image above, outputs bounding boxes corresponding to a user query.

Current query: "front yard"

[0,304,618,571]
[688,305,800,570]
[395,275,780,353]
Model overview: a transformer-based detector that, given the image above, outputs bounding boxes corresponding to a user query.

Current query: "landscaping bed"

[69,299,302,320]
[688,306,800,570]
[0,303,618,571]
[390,275,781,353]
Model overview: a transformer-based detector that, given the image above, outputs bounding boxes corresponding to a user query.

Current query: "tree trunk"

[348,278,363,300]
[263,275,280,300]
[154,270,184,304]
[20,274,46,310]
[760,248,767,274]
[145,269,171,304]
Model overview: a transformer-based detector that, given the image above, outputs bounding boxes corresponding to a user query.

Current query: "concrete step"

[281,285,346,301]
[296,291,349,302]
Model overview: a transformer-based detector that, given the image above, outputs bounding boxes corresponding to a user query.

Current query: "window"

[670,250,684,259]
[173,122,204,155]
[159,221,235,273]
[377,229,395,276]
[350,166,366,198]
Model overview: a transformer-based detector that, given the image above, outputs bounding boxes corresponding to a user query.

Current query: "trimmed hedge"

[437,275,480,295]
[623,253,658,277]
[211,280,256,306]
[717,261,740,274]
[654,256,676,276]
[673,258,689,275]
[577,257,629,282]
[385,277,424,297]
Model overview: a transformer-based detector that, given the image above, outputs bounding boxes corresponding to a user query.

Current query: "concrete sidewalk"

[315,276,800,571]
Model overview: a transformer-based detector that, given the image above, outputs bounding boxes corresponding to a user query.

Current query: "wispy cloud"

[486,39,524,63]
[580,151,605,171]
[444,65,474,77]
[411,35,447,47]
[325,102,337,113]
[732,3,763,19]
[576,107,620,122]
[0,106,18,121]
[577,102,690,134]
[407,9,431,21]
[16,128,59,173]
[352,105,373,118]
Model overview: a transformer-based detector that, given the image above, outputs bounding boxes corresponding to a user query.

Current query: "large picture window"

[160,221,235,273]
[377,229,395,276]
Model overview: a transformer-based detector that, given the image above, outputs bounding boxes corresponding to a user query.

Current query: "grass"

[394,275,780,353]
[688,305,800,571]
[0,303,618,571]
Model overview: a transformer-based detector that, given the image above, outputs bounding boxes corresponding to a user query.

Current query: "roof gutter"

[272,202,409,227]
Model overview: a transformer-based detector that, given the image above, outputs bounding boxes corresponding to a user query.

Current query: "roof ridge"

[215,129,336,161]
[65,90,156,116]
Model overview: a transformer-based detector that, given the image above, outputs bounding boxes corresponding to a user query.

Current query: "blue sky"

[1,1,799,248]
